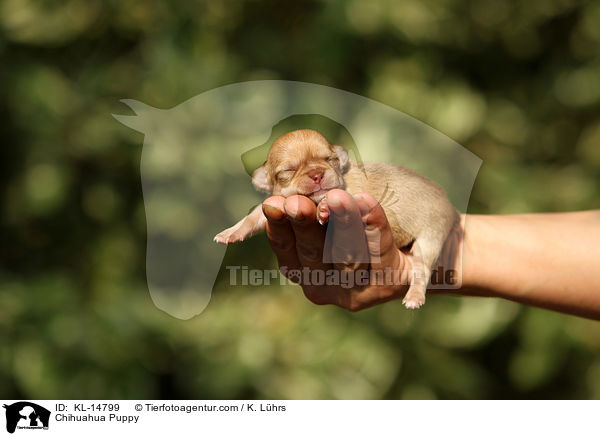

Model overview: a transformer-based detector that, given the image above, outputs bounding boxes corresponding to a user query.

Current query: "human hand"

[262,189,439,311]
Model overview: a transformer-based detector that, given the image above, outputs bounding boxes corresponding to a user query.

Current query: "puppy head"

[252,129,350,202]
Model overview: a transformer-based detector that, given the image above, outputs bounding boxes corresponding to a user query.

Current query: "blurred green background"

[1,0,600,399]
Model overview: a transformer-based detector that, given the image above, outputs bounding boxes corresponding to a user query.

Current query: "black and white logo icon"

[3,402,50,434]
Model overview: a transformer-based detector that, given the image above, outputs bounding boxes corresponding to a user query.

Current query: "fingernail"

[328,197,340,207]
[263,204,283,219]
[284,205,303,221]
[352,194,363,200]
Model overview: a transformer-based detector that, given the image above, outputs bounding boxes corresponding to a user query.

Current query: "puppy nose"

[307,169,323,184]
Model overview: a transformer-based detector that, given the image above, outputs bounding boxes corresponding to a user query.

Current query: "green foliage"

[1,0,599,399]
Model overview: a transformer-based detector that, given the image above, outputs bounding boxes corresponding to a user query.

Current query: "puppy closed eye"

[277,169,296,182]
[327,156,339,165]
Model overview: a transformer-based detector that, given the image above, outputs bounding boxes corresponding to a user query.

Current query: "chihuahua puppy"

[214,129,458,308]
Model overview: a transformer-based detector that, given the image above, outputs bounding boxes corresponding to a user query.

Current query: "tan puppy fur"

[214,129,459,308]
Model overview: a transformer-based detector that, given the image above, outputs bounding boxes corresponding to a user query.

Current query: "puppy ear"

[252,164,273,193]
[332,145,350,173]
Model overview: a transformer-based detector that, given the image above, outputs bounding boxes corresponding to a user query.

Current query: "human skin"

[262,189,600,320]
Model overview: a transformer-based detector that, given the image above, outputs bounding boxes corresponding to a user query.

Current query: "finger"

[284,195,328,270]
[324,189,370,269]
[263,196,302,281]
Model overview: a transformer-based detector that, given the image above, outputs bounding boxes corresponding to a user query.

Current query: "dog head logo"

[113,80,481,320]
[3,402,50,434]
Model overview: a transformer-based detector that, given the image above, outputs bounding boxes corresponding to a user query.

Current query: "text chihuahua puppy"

[214,129,458,308]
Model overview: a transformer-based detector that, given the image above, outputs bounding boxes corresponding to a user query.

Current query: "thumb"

[353,193,401,268]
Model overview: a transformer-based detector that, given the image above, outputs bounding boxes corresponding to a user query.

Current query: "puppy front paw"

[214,226,247,245]
[317,198,330,225]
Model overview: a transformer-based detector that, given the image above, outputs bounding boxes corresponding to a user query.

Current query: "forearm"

[458,211,600,320]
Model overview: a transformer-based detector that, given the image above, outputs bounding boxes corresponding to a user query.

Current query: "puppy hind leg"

[402,231,446,309]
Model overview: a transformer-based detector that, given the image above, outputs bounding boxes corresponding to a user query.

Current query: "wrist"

[441,214,495,297]
[459,214,491,295]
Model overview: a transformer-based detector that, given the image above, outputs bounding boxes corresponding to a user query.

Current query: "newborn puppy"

[214,129,458,308]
